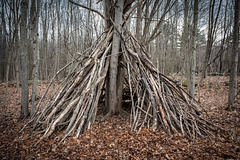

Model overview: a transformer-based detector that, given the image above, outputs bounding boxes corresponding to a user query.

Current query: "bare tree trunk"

[200,0,223,85]
[3,1,11,107]
[183,0,191,95]
[56,0,61,77]
[51,6,56,78]
[104,0,112,30]
[117,51,128,117]
[4,35,15,107]
[182,0,193,96]
[103,0,112,114]
[20,0,29,119]
[42,2,48,80]
[228,0,239,107]
[15,1,20,94]
[84,0,92,49]
[30,0,41,116]
[108,0,124,116]
[200,32,212,84]
[135,0,142,40]
[189,0,198,97]
[219,0,228,73]
[4,0,22,105]
[16,41,20,94]
[0,1,7,83]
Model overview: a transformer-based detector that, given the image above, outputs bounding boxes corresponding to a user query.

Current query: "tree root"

[100,108,129,122]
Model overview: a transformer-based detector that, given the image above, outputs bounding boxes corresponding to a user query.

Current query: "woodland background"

[0,0,239,159]
[0,0,239,97]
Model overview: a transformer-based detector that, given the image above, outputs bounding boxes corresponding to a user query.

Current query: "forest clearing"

[0,76,239,159]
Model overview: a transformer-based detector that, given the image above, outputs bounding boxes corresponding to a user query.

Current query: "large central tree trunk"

[105,0,124,118]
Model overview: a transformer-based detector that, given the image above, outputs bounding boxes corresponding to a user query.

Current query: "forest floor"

[0,76,239,159]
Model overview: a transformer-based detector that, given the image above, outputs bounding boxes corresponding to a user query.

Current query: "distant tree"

[135,0,142,40]
[200,0,223,85]
[142,0,177,46]
[189,0,199,97]
[3,0,20,107]
[228,0,239,107]
[0,1,7,83]
[30,0,41,116]
[19,0,29,119]
[182,0,189,93]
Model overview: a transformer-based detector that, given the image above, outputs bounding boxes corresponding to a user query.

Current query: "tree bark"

[189,0,198,97]
[108,0,124,115]
[1,1,8,106]
[42,2,48,80]
[135,0,142,40]
[4,30,17,107]
[104,0,112,30]
[30,0,40,116]
[182,0,191,95]
[20,0,29,119]
[228,0,239,107]
[0,2,7,83]
[117,50,128,117]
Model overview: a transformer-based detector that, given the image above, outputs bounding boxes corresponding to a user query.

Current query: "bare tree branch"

[69,0,105,20]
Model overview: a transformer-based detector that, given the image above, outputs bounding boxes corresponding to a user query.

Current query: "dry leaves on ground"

[0,76,239,159]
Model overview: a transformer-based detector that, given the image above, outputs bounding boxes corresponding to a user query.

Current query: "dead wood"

[27,26,218,143]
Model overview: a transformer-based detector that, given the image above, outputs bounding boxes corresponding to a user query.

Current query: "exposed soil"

[0,76,239,159]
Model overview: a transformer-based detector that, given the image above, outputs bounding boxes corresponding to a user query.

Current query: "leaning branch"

[69,0,105,20]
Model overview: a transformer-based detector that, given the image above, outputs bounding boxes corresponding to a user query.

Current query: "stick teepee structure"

[27,25,217,143]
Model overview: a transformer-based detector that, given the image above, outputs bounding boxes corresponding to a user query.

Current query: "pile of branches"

[27,27,217,143]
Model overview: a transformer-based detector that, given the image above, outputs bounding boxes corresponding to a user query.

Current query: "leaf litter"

[0,76,239,159]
